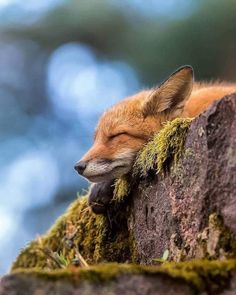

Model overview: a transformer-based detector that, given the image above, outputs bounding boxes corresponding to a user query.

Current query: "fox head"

[75,66,194,182]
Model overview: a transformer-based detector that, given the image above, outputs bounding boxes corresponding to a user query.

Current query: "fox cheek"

[113,149,136,162]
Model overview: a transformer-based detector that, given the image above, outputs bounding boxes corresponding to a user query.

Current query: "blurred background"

[0,0,236,274]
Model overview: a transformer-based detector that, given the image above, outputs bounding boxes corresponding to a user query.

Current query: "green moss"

[102,118,193,203]
[12,263,143,284]
[113,177,130,202]
[12,259,236,292]
[162,259,236,291]
[134,118,192,177]
[112,118,192,201]
[11,196,135,271]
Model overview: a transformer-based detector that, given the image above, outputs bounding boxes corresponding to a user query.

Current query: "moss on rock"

[134,118,192,177]
[162,259,236,292]
[113,177,130,202]
[12,196,135,272]
[113,118,193,200]
[12,259,236,293]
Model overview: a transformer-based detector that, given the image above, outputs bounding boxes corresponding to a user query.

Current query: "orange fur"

[184,83,236,117]
[76,66,236,182]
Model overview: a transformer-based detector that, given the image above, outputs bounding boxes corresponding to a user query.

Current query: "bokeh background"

[1,0,236,274]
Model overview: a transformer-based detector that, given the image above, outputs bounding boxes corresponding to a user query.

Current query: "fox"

[74,65,236,214]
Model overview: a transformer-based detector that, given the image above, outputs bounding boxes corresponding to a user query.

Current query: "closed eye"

[108,132,128,140]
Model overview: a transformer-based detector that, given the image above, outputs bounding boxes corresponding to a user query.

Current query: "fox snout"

[74,159,114,182]
[74,149,136,183]
[74,161,87,175]
[75,66,197,182]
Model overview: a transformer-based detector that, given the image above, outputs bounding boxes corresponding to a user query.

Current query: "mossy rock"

[12,118,193,271]
[169,213,236,262]
[12,196,137,271]
[9,259,236,294]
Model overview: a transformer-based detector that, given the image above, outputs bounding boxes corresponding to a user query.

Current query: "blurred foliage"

[5,0,236,83]
[1,0,236,274]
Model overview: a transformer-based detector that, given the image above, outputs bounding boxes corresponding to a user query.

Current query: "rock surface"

[0,272,192,295]
[129,94,236,263]
[2,261,236,295]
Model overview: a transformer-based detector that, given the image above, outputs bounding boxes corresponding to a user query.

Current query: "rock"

[0,271,192,295]
[1,260,236,295]
[129,94,236,263]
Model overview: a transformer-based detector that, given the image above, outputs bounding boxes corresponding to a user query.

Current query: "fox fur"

[75,66,236,183]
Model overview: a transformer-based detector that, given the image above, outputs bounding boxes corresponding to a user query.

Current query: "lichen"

[134,118,192,177]
[195,213,236,259]
[167,213,236,263]
[168,233,186,262]
[11,195,135,271]
[12,259,236,293]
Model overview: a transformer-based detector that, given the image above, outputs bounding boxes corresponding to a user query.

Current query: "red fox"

[74,66,236,213]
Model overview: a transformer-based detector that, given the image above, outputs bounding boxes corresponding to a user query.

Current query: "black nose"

[74,161,87,175]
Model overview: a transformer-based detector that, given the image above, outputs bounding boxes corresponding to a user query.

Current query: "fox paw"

[88,180,114,214]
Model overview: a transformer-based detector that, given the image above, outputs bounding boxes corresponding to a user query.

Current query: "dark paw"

[88,180,114,214]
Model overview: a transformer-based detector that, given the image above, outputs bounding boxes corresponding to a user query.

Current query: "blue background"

[0,0,236,274]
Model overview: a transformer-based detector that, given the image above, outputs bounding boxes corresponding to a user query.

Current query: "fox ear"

[142,66,194,117]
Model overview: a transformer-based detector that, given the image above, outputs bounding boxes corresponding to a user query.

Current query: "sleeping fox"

[74,66,236,213]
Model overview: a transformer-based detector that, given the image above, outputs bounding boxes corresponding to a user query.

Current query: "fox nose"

[74,161,87,175]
